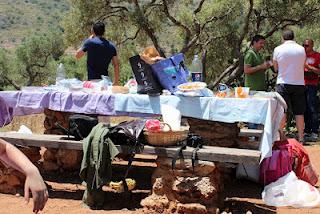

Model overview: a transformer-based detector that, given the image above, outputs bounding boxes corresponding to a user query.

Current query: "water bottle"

[190,54,203,82]
[56,63,66,85]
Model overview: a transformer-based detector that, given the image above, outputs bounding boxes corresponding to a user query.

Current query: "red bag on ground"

[260,146,293,186]
[275,139,319,186]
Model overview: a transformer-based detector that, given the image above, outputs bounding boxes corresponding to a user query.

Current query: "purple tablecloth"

[0,91,115,122]
[0,96,13,127]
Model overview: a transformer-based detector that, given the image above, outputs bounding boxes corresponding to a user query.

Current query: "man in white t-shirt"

[273,29,306,144]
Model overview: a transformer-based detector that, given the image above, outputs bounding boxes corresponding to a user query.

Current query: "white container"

[56,63,66,85]
[160,104,181,131]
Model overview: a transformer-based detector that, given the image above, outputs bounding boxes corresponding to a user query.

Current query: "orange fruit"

[236,87,243,95]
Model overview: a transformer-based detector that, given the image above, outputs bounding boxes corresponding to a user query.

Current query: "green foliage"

[2,0,320,89]
[14,31,66,86]
[0,48,10,89]
[0,0,69,46]
[62,0,320,86]
[58,55,87,81]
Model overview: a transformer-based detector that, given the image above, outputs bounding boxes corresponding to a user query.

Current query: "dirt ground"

[0,145,319,214]
[1,115,320,213]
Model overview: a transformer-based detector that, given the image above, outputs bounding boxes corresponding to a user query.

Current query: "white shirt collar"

[283,40,296,44]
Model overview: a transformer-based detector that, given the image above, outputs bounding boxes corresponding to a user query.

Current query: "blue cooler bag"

[151,53,189,93]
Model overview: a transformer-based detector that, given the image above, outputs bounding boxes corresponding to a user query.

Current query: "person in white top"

[273,29,306,144]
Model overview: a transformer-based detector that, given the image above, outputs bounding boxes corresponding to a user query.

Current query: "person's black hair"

[250,35,265,46]
[282,29,294,40]
[92,21,105,36]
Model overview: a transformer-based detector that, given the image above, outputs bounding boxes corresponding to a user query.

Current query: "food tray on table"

[177,82,207,92]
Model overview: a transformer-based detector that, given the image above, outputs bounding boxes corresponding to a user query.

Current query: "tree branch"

[201,8,233,31]
[238,0,253,51]
[132,0,166,57]
[3,76,20,90]
[29,53,50,68]
[162,0,191,46]
[208,60,239,89]
[265,7,320,38]
[118,27,141,45]
[194,0,206,14]
[254,9,267,33]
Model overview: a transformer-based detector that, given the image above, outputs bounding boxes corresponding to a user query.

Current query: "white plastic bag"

[262,171,320,208]
[17,125,33,134]
[160,104,181,131]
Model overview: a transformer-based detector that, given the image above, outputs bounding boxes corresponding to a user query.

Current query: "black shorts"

[276,84,306,115]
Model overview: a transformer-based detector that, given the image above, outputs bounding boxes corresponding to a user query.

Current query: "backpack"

[108,120,147,192]
[275,139,319,186]
[55,114,98,140]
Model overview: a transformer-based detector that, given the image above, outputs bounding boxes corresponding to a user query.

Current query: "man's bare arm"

[272,60,278,73]
[244,62,270,74]
[75,49,85,59]
[305,63,320,74]
[112,55,120,85]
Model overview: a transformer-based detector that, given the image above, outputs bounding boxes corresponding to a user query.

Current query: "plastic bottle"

[56,63,66,85]
[190,54,203,82]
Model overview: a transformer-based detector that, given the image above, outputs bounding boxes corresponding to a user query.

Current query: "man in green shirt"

[244,35,271,91]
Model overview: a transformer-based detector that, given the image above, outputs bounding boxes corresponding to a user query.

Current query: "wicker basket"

[144,123,189,146]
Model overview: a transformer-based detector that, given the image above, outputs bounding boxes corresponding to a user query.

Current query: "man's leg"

[304,85,312,135]
[296,115,305,142]
[308,86,318,135]
[291,85,306,143]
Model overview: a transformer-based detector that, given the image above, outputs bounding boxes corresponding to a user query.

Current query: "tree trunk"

[208,60,239,89]
[201,48,207,82]
[4,76,21,90]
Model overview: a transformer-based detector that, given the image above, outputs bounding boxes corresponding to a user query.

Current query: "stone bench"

[0,131,261,164]
[0,130,263,213]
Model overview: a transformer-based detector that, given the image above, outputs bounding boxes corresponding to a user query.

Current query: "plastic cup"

[234,87,250,98]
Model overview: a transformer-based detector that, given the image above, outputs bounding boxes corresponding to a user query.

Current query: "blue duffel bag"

[151,53,189,93]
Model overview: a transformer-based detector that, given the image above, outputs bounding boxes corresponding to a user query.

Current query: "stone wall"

[43,109,83,172]
[186,117,239,148]
[141,157,222,213]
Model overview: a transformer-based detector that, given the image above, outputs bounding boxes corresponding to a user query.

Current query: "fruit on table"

[236,86,248,98]
[216,91,227,98]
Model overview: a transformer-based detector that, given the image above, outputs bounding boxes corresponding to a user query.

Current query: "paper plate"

[177,82,207,92]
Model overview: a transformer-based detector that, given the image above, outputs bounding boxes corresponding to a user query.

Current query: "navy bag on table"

[151,53,189,93]
[129,55,163,95]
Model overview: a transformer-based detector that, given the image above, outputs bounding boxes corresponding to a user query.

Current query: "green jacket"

[80,123,119,208]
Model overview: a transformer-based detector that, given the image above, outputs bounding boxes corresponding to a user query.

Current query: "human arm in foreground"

[0,138,48,213]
